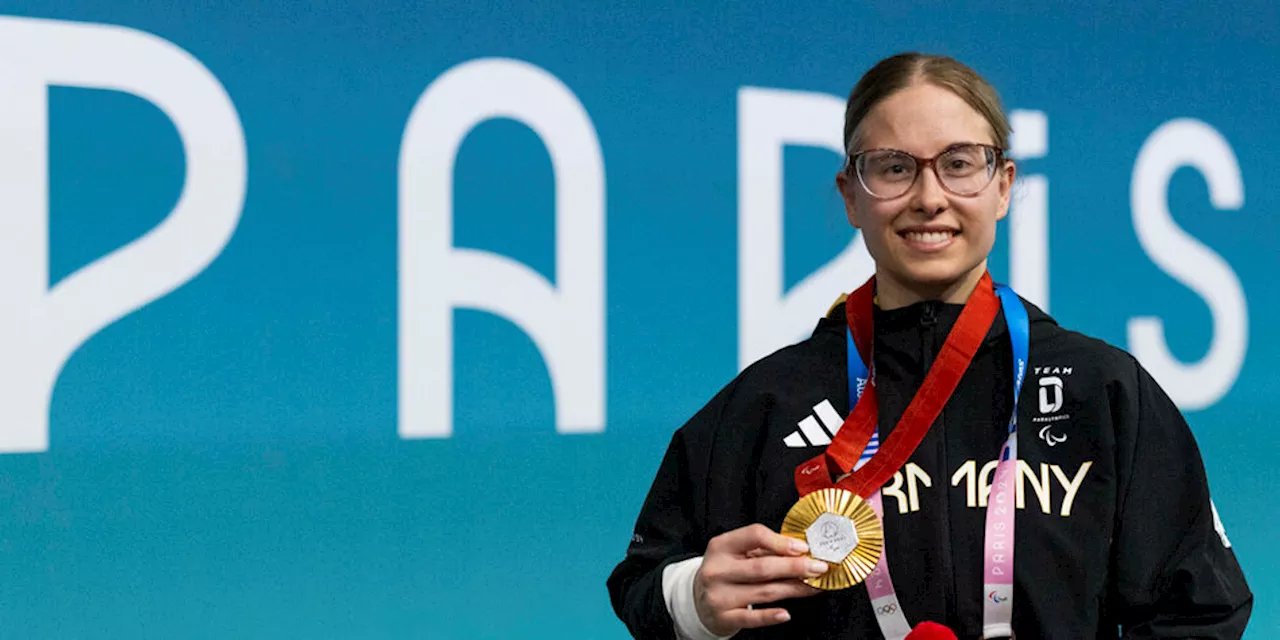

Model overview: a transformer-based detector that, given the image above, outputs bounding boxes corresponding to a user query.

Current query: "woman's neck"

[875,263,987,310]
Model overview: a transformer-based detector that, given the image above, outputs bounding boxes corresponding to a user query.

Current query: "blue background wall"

[0,2,1276,637]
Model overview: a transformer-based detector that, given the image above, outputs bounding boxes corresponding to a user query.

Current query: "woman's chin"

[895,263,976,288]
[877,261,986,302]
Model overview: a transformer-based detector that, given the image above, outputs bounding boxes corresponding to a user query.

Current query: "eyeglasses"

[848,143,1005,200]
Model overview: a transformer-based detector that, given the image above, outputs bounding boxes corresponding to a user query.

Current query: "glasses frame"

[847,143,1007,200]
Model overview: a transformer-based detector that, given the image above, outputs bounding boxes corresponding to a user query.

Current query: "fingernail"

[808,560,829,574]
[789,540,809,554]
[775,611,791,623]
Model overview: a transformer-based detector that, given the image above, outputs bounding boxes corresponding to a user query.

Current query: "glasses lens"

[856,150,917,199]
[938,145,996,195]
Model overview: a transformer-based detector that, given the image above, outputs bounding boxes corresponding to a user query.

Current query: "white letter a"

[399,58,606,438]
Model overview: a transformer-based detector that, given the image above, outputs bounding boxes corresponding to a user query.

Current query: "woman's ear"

[836,170,862,229]
[995,159,1017,221]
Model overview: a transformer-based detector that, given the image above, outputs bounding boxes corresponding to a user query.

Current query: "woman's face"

[837,82,1015,302]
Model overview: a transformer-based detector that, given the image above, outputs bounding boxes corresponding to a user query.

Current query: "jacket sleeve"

[606,381,737,639]
[1110,359,1253,638]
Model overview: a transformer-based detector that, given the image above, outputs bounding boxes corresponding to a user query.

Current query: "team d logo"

[1038,375,1064,414]
[1032,367,1073,446]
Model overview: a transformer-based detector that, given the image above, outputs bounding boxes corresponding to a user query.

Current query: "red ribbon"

[794,272,999,498]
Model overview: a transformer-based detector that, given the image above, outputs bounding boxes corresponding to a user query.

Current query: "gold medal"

[780,488,883,590]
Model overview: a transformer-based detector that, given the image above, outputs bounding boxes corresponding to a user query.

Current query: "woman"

[606,53,1252,639]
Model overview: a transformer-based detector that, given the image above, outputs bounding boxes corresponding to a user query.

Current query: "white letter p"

[0,17,247,453]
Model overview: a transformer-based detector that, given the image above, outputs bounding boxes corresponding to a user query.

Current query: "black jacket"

[608,298,1252,639]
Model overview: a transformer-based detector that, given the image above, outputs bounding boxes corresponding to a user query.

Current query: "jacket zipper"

[919,302,957,624]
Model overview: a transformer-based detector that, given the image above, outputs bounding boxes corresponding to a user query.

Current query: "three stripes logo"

[783,400,877,459]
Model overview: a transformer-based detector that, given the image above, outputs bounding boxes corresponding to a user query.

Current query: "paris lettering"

[0,16,1248,453]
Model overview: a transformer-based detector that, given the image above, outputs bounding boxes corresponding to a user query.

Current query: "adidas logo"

[784,399,873,453]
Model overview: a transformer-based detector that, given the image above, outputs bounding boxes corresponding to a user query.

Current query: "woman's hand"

[693,524,827,636]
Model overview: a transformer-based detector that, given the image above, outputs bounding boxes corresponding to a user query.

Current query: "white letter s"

[1129,119,1246,411]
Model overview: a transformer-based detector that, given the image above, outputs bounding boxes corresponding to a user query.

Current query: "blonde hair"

[843,53,1011,157]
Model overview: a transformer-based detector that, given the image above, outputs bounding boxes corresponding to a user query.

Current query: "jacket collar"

[815,292,1056,346]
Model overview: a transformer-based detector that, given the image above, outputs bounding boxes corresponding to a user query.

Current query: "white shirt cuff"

[662,556,735,640]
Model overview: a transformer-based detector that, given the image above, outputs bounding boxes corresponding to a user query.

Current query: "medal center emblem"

[805,513,859,563]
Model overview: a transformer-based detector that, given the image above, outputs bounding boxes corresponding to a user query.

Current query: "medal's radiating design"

[781,488,883,590]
